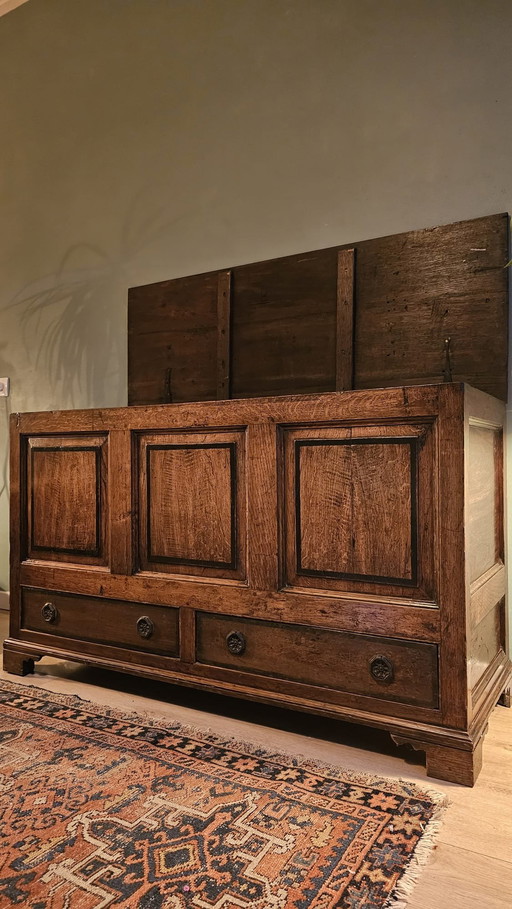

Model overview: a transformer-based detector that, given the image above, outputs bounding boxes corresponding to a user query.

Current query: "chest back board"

[128,213,509,404]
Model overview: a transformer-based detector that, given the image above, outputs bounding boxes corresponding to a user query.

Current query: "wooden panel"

[297,440,413,581]
[468,601,505,691]
[282,422,435,600]
[26,435,108,566]
[216,270,231,399]
[33,450,97,551]
[196,612,439,708]
[354,213,509,399]
[470,563,506,629]
[350,441,413,579]
[467,424,499,583]
[21,588,179,656]
[128,214,508,405]
[19,561,441,642]
[138,430,246,580]
[336,248,355,390]
[297,439,353,575]
[6,382,510,787]
[149,446,233,564]
[128,271,220,405]
[14,385,442,434]
[231,247,340,397]
[436,384,468,730]
[109,429,133,576]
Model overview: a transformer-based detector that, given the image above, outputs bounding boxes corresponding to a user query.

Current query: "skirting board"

[0,591,9,612]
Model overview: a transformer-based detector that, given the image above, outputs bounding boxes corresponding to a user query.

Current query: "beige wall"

[0,0,511,595]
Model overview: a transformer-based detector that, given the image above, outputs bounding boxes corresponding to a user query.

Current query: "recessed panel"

[298,440,414,582]
[149,444,234,566]
[138,431,246,579]
[26,435,108,565]
[467,424,500,583]
[282,423,435,599]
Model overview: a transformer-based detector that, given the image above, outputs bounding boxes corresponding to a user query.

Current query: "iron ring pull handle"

[137,616,154,640]
[41,602,58,624]
[226,631,246,656]
[369,654,394,683]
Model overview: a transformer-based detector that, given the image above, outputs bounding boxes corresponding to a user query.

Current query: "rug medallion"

[0,679,445,908]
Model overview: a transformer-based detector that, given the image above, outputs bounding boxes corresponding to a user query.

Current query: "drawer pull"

[137,616,154,640]
[226,631,246,656]
[370,655,394,683]
[41,602,58,624]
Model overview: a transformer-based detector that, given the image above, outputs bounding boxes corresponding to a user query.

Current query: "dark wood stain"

[128,213,509,405]
[5,383,510,786]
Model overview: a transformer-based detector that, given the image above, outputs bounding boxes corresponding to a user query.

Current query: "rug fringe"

[383,807,447,908]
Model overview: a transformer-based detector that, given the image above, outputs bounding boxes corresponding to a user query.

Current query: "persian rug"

[0,679,446,909]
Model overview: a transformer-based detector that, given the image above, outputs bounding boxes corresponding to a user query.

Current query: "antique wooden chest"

[5,383,510,784]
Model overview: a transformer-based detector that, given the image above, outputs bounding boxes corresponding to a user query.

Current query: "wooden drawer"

[21,589,179,657]
[196,613,439,708]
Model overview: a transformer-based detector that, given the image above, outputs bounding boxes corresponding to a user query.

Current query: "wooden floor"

[1,610,511,908]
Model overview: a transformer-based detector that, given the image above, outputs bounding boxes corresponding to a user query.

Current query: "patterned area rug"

[0,679,446,908]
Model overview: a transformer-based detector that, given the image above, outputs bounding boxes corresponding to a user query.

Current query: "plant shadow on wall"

[6,191,205,415]
[1,189,220,510]
[9,242,126,412]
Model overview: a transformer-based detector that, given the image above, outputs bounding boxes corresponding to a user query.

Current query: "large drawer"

[196,612,439,708]
[21,589,179,657]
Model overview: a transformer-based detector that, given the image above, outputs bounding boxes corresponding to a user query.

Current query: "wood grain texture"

[109,430,133,576]
[336,248,355,390]
[6,382,510,786]
[231,247,339,398]
[138,430,246,580]
[470,564,506,629]
[351,440,414,580]
[391,734,483,786]
[295,436,352,575]
[216,270,231,399]
[18,561,441,641]
[179,607,195,664]
[14,384,442,433]
[32,449,97,551]
[246,422,279,590]
[282,420,435,600]
[409,844,512,909]
[297,440,413,580]
[148,446,234,564]
[469,603,504,691]
[196,612,439,708]
[353,213,509,398]
[2,649,39,676]
[128,271,220,405]
[128,213,509,405]
[21,588,179,656]
[467,424,498,583]
[9,413,21,639]
[437,384,467,730]
[26,435,108,566]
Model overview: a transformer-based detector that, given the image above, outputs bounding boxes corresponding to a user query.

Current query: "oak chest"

[5,383,510,784]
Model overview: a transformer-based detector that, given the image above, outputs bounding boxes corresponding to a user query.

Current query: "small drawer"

[196,613,439,709]
[21,589,179,656]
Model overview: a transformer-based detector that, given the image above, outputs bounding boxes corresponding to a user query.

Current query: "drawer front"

[21,589,179,656]
[196,613,439,708]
